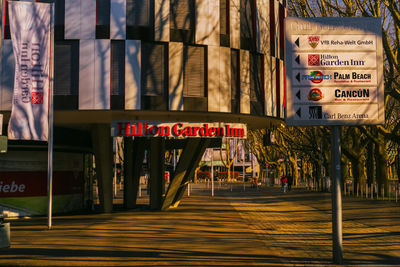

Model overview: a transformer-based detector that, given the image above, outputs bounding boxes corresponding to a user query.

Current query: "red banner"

[0,171,83,197]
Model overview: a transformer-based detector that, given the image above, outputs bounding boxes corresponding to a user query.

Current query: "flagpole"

[47,2,54,230]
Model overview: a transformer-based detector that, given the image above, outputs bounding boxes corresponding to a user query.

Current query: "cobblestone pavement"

[0,185,399,266]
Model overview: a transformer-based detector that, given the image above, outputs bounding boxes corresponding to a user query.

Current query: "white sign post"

[285,17,384,265]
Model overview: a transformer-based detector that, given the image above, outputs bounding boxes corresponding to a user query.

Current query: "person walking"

[281,175,287,192]
[287,174,293,191]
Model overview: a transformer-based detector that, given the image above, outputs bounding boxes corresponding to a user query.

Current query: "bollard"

[382,185,384,201]
[371,184,373,199]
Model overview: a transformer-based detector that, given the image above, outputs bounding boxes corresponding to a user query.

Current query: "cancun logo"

[308,36,320,48]
[308,88,323,101]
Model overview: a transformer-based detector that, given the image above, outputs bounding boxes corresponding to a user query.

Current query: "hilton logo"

[309,106,322,119]
[308,54,320,66]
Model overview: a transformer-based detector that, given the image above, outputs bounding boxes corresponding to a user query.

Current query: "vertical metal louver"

[54,42,78,96]
[126,0,150,27]
[240,0,253,39]
[141,43,165,96]
[111,41,125,96]
[184,46,205,97]
[170,0,193,30]
[231,49,240,100]
[220,0,228,35]
[96,0,111,26]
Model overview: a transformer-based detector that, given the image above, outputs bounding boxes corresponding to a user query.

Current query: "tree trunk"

[375,140,388,193]
[366,142,374,184]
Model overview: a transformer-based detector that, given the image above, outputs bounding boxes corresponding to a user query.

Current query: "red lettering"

[118,122,130,136]
[208,127,215,136]
[149,126,159,135]
[159,126,170,136]
[172,123,183,136]
[200,124,209,136]
[183,126,191,136]
[192,127,200,136]
[226,125,231,137]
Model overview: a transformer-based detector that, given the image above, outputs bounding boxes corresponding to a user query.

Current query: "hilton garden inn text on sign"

[285,17,384,126]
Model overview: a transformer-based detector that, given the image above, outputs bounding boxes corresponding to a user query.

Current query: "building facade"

[0,0,286,214]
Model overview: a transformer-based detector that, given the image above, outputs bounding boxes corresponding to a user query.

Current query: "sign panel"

[292,70,377,86]
[111,121,247,138]
[285,17,384,126]
[291,35,377,51]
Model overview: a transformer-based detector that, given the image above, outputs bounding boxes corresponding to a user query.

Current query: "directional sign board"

[285,17,384,126]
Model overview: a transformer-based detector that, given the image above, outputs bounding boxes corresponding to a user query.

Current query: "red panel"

[0,172,84,197]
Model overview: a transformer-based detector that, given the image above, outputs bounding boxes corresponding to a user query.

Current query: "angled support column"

[91,124,113,213]
[124,137,147,209]
[150,137,165,210]
[162,138,210,210]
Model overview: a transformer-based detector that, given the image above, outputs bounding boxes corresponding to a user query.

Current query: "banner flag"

[7,2,51,141]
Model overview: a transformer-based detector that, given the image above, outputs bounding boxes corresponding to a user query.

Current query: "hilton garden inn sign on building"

[0,0,286,215]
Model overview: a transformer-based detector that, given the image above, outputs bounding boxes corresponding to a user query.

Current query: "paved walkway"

[0,185,399,266]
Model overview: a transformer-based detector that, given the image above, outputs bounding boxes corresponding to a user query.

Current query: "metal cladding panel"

[219,46,231,112]
[168,42,183,111]
[207,46,219,112]
[195,0,219,46]
[94,40,111,109]
[0,40,14,111]
[81,0,96,39]
[79,40,95,109]
[274,0,279,57]
[154,0,170,42]
[270,56,276,117]
[240,50,250,114]
[230,0,240,49]
[125,40,141,110]
[264,55,272,116]
[256,0,269,55]
[65,0,81,39]
[279,59,284,119]
[110,0,127,40]
[65,0,96,39]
